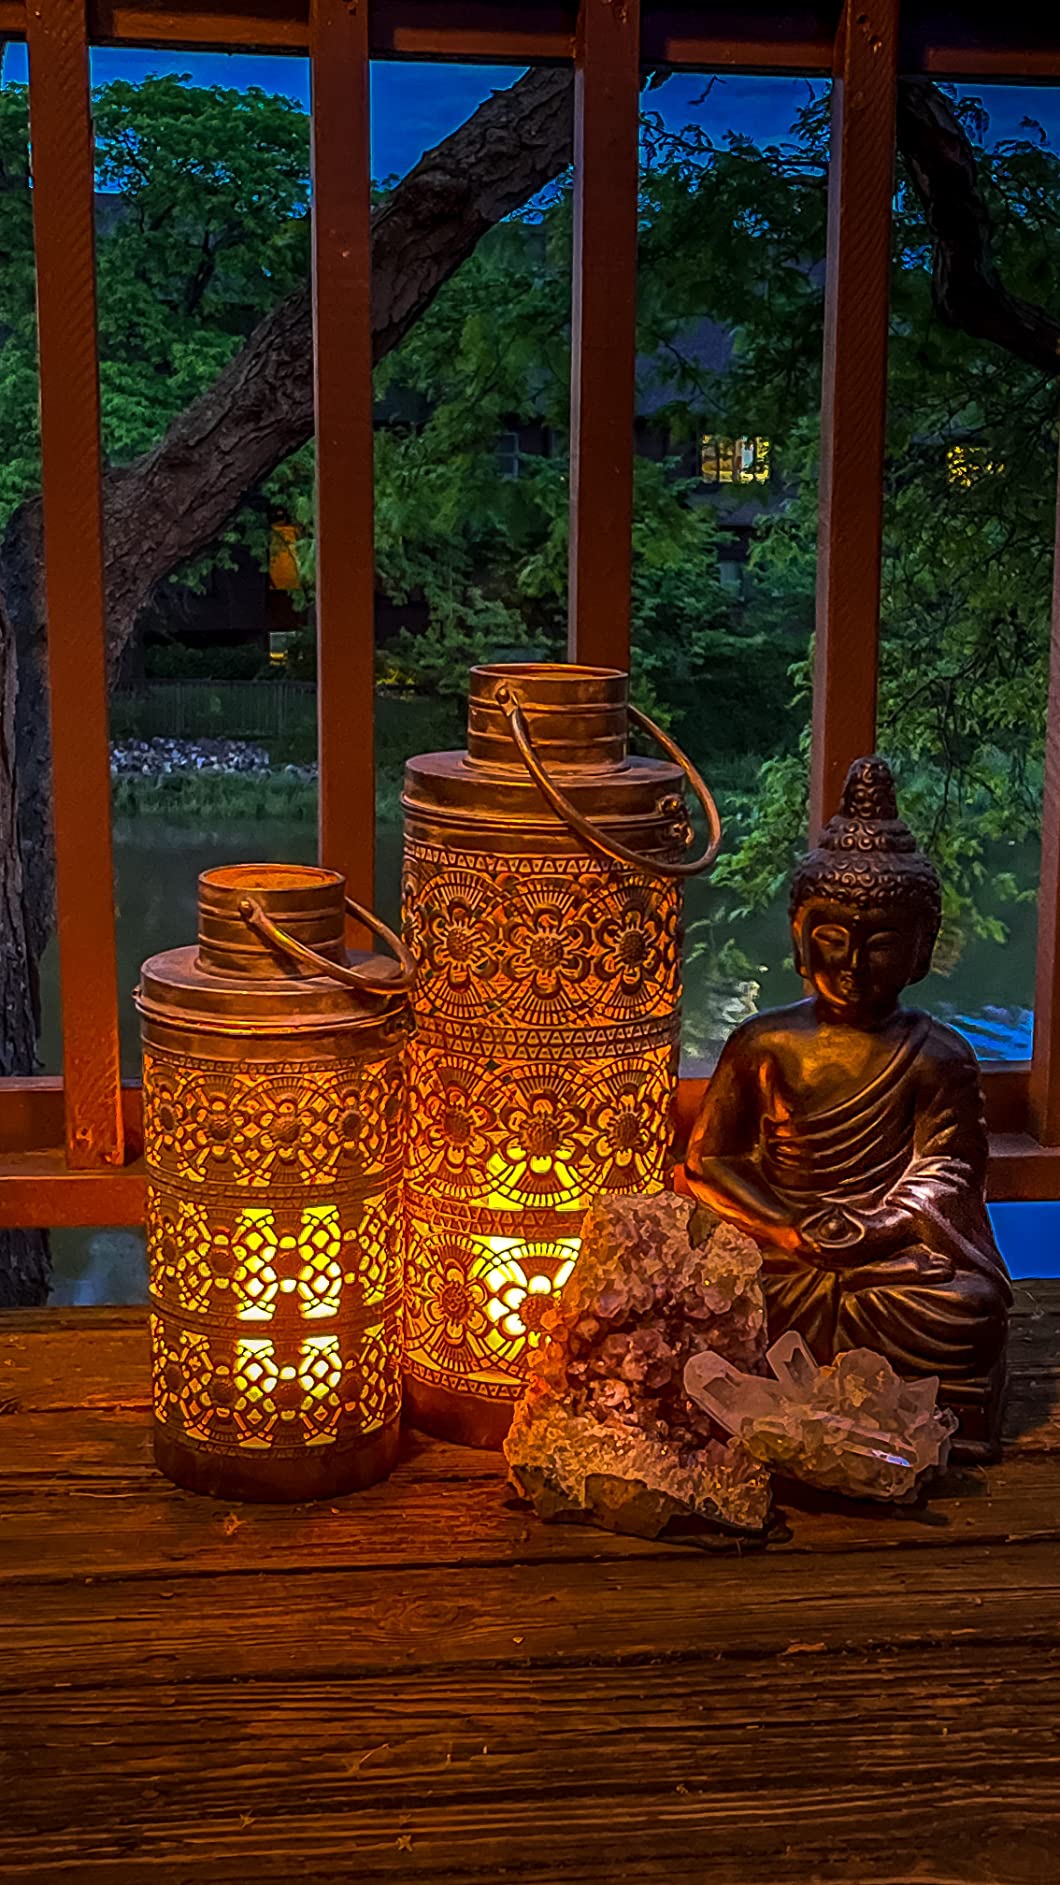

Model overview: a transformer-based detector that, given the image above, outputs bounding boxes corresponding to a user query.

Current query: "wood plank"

[2,1652,1059,1882]
[982,1060,1030,1134]
[1029,441,1060,1149]
[0,1134,1049,1220]
[3,1539,1059,1693]
[808,0,899,837]
[25,0,124,1170]
[0,1151,145,1227]
[4,0,1060,79]
[3,1287,1054,1405]
[311,0,376,916]
[4,1436,1060,1585]
[567,0,641,671]
[0,1075,1050,1218]
[988,1135,1060,1201]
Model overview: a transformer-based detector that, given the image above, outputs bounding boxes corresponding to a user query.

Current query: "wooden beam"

[981,1062,1031,1137]
[0,1079,143,1158]
[808,0,899,836]
[0,1153,146,1227]
[0,1,1059,75]
[1029,438,1060,1150]
[0,1086,1048,1220]
[25,0,124,1172]
[310,0,376,914]
[988,1136,1060,1202]
[567,0,641,671]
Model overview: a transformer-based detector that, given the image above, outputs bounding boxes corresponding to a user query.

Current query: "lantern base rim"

[403,1375,514,1451]
[152,1418,400,1502]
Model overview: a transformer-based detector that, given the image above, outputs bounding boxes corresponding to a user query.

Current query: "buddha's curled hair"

[790,757,942,980]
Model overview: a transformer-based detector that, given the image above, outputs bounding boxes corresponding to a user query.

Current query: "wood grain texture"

[567,0,640,669]
[1,1,1057,79]
[24,0,124,1169]
[1,1296,1058,1879]
[311,0,376,913]
[0,1075,1053,1223]
[1029,442,1060,1148]
[2,1654,1059,1882]
[809,0,899,837]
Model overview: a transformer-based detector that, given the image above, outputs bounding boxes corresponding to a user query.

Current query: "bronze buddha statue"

[674,756,1011,1457]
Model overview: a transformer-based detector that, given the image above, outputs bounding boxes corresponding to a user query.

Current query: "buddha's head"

[789,757,942,1025]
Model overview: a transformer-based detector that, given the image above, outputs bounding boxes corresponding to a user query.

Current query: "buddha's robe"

[688,1010,1011,1383]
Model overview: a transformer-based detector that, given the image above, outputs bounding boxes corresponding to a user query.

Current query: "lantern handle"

[494,685,722,879]
[238,895,416,994]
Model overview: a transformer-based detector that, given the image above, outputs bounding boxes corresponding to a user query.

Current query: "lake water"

[39,816,1056,1298]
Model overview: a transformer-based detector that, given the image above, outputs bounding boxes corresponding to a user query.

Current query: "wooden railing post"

[1029,435,1060,1148]
[26,0,124,1169]
[567,0,641,671]
[809,0,900,836]
[311,0,376,914]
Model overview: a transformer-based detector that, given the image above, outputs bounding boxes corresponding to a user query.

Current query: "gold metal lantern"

[137,864,413,1501]
[401,664,721,1446]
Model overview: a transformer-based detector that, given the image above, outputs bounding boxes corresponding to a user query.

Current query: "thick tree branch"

[104,65,573,647]
[2,63,573,965]
[896,77,1060,376]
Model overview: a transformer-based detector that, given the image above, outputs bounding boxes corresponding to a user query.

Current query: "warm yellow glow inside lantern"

[401,664,720,1447]
[138,863,412,1501]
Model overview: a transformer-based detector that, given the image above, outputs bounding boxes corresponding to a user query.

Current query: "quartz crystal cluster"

[504,1193,773,1542]
[685,1330,958,1502]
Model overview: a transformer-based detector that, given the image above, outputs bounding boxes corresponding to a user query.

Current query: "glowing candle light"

[401,664,721,1446]
[138,864,412,1500]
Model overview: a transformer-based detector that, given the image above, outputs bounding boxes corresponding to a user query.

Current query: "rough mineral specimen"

[684,1329,958,1502]
[504,1192,772,1543]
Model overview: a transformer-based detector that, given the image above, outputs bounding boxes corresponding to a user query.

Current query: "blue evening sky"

[4,43,1060,176]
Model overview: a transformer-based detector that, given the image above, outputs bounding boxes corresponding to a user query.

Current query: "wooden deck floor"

[1,1290,1059,1883]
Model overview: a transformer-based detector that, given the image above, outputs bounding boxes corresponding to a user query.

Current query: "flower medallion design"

[403,837,682,1403]
[146,1040,404,1462]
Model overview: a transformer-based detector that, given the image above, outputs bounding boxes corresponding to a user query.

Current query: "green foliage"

[143,641,268,681]
[0,74,309,553]
[632,84,1060,942]
[0,69,1056,952]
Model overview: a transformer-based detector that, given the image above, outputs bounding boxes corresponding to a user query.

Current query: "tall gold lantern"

[137,864,413,1501]
[402,664,720,1446]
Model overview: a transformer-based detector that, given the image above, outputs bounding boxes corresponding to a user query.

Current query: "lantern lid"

[403,748,684,832]
[136,863,412,1037]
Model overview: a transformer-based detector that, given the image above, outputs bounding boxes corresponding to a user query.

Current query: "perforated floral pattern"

[403,839,682,1404]
[146,1040,404,1464]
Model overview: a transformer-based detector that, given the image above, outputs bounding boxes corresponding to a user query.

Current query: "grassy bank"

[112,751,766,824]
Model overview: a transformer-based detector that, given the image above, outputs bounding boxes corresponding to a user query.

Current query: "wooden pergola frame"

[1,0,1059,1229]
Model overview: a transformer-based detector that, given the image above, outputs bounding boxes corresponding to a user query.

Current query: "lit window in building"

[947,444,1003,488]
[701,435,771,486]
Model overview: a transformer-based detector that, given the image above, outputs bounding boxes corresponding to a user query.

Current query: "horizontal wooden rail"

[0,1,1058,75]
[0,1073,1052,1225]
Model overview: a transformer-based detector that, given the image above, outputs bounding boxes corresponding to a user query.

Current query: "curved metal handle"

[495,684,722,879]
[238,895,415,994]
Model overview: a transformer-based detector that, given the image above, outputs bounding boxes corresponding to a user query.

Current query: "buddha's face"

[795,900,920,1024]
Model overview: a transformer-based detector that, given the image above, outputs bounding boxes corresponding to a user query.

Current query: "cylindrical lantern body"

[402,664,695,1446]
[137,865,410,1501]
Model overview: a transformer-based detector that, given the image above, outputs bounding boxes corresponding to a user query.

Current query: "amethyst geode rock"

[504,1192,772,1544]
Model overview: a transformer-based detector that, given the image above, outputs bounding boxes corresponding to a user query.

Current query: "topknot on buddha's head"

[790,756,942,982]
[839,755,899,824]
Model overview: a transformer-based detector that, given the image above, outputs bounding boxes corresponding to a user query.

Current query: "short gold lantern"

[137,864,413,1501]
[401,664,720,1445]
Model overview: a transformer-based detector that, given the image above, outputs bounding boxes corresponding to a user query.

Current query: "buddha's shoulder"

[722,1001,815,1057]
[906,1010,981,1077]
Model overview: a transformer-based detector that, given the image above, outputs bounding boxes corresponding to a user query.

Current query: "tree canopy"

[0,72,1055,968]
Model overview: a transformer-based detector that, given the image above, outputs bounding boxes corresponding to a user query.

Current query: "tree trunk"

[0,573,48,1304]
[897,79,1060,375]
[0,61,1055,1302]
[0,65,573,1301]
